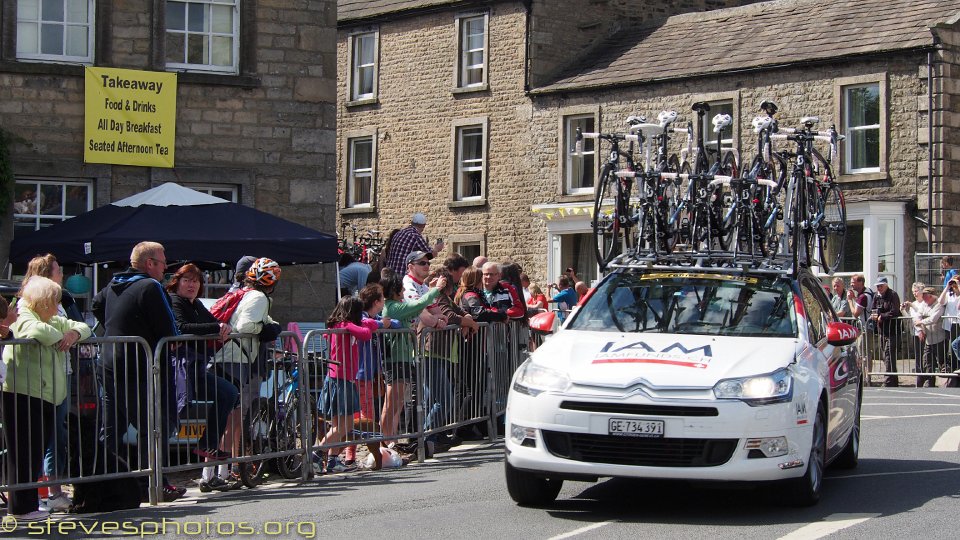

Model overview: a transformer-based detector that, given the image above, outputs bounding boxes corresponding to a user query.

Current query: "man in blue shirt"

[942,256,957,289]
[549,276,579,321]
[338,252,371,297]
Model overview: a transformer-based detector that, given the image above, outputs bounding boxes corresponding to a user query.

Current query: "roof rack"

[606,250,802,277]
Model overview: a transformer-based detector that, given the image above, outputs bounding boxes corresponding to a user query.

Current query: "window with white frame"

[456,14,486,89]
[16,0,95,63]
[349,31,378,102]
[347,137,374,207]
[165,0,239,73]
[454,124,485,200]
[13,179,93,236]
[843,83,881,173]
[565,115,595,194]
[453,242,481,262]
[702,100,734,149]
[189,184,238,202]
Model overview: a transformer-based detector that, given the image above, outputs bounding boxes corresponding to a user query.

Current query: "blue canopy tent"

[10,183,338,267]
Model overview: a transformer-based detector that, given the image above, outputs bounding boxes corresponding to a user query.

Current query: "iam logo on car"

[592,340,714,369]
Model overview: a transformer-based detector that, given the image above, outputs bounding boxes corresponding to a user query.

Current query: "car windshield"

[568,271,797,337]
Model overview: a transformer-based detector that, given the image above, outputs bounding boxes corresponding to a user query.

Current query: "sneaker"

[161,485,185,502]
[40,494,72,513]
[198,477,233,493]
[193,448,231,460]
[325,458,356,474]
[222,471,243,490]
[11,510,50,522]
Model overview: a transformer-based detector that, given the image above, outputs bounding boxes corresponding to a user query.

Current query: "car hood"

[532,330,799,388]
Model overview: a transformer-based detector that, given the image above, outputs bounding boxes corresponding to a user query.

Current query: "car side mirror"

[529,311,556,334]
[826,321,859,346]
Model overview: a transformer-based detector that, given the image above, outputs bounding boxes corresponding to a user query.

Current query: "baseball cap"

[874,277,889,287]
[412,213,427,225]
[406,250,432,265]
[234,255,257,276]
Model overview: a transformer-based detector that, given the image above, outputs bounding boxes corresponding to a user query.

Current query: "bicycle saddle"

[625,115,647,126]
[629,123,665,137]
[712,113,732,133]
[658,110,678,128]
[801,116,819,127]
[691,101,711,114]
[751,115,772,133]
[759,100,778,115]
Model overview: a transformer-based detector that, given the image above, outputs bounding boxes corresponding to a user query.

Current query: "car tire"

[504,460,562,506]
[785,402,826,506]
[833,390,861,470]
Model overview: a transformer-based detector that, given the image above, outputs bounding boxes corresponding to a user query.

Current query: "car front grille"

[541,431,737,467]
[559,401,719,417]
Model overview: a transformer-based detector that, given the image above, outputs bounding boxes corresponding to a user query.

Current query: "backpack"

[861,287,877,331]
[209,288,250,323]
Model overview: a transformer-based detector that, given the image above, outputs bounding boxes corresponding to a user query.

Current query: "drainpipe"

[928,50,934,254]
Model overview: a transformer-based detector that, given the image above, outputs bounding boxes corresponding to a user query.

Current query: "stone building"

[338,0,959,294]
[336,0,753,287]
[0,0,338,322]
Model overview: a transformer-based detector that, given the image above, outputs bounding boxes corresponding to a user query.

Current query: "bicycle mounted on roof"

[576,100,847,276]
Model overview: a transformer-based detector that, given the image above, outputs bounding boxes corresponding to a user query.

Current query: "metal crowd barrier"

[0,336,157,504]
[859,314,960,387]
[1,322,532,507]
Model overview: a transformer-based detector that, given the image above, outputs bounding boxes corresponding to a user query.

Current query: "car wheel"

[786,402,825,506]
[504,460,562,506]
[833,391,861,470]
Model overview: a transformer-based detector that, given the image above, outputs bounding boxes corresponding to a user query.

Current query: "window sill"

[452,83,488,95]
[0,60,84,76]
[448,198,487,209]
[837,171,887,183]
[346,97,378,108]
[557,193,594,203]
[340,206,377,215]
[173,71,261,88]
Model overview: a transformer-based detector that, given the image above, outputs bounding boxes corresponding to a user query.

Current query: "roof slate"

[338,0,465,22]
[535,0,960,94]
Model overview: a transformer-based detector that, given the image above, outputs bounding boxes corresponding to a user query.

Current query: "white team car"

[505,266,863,506]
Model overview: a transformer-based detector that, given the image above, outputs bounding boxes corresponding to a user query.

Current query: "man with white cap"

[386,212,444,275]
[871,276,902,387]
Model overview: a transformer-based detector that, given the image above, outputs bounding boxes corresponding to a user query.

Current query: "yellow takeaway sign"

[84,67,177,168]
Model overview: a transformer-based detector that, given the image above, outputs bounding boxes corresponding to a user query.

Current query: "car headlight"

[512,360,571,397]
[713,368,793,405]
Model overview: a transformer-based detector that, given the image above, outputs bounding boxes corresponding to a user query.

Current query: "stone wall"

[0,0,338,323]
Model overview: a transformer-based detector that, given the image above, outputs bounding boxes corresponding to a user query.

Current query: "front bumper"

[505,388,812,482]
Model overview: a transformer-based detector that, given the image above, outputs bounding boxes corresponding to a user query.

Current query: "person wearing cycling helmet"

[210,257,283,487]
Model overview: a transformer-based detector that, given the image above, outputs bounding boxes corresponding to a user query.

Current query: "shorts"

[214,362,262,411]
[382,361,414,384]
[317,377,360,418]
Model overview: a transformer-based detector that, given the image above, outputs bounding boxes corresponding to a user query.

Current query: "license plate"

[177,423,205,439]
[608,418,664,438]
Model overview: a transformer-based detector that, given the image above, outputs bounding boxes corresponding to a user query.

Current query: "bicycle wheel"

[662,155,682,252]
[634,203,656,254]
[592,166,622,267]
[720,151,739,177]
[275,394,310,479]
[241,398,272,488]
[817,183,847,273]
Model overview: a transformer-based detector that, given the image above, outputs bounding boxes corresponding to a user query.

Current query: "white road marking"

[863,412,960,420]
[548,520,615,539]
[931,426,960,452]
[777,513,879,540]
[864,402,960,406]
[829,466,960,480]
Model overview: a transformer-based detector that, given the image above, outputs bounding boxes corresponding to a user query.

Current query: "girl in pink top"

[317,296,378,473]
